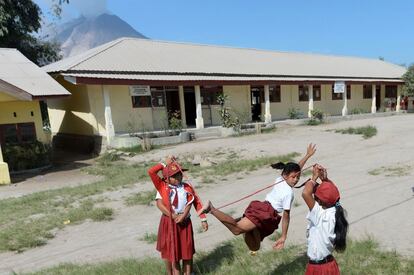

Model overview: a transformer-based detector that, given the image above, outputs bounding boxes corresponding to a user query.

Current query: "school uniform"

[148,163,206,262]
[305,202,340,275]
[243,176,293,240]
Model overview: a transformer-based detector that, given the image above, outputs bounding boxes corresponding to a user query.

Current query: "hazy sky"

[35,0,414,66]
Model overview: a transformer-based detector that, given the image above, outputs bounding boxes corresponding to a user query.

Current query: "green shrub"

[168,110,182,132]
[310,109,324,121]
[287,108,302,119]
[350,108,367,115]
[3,141,51,171]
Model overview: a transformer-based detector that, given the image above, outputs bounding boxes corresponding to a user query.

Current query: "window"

[363,85,373,99]
[131,86,175,108]
[0,123,36,144]
[201,85,223,105]
[331,85,351,100]
[269,85,281,102]
[346,85,351,99]
[332,84,342,100]
[151,86,166,107]
[313,85,321,101]
[385,85,397,98]
[298,85,309,101]
[132,96,151,108]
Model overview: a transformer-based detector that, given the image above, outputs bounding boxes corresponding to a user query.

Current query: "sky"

[34,0,414,66]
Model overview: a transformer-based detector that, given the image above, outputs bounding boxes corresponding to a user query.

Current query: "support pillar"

[194,85,204,129]
[264,85,272,123]
[103,86,115,145]
[396,85,401,112]
[342,85,348,116]
[371,84,377,113]
[0,145,11,184]
[178,86,187,127]
[308,85,314,118]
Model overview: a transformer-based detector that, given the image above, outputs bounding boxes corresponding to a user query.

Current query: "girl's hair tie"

[335,201,341,207]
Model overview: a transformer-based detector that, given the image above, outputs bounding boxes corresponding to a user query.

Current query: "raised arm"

[302,164,325,210]
[147,163,165,191]
[298,143,316,169]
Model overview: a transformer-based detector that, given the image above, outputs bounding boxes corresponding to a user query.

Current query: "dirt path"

[1,114,413,274]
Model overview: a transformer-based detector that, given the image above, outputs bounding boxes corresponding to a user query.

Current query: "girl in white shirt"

[302,165,349,275]
[198,144,316,252]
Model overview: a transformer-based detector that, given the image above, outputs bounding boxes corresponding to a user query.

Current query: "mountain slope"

[53,13,147,57]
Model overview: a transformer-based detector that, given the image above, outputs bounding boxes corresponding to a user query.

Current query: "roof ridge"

[122,37,400,65]
[65,37,128,70]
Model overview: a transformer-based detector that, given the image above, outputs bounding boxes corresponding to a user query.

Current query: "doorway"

[165,87,180,120]
[184,86,196,126]
[375,86,381,111]
[251,86,262,121]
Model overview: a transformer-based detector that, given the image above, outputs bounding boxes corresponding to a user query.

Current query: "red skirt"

[305,259,340,275]
[156,215,195,262]
[243,200,281,240]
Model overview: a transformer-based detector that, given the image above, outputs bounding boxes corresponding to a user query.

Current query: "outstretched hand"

[273,237,286,250]
[306,143,317,157]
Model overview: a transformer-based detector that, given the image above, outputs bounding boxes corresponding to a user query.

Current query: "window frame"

[298,85,309,102]
[385,85,397,98]
[363,85,373,99]
[269,85,281,102]
[312,85,321,101]
[0,122,37,144]
[200,85,223,105]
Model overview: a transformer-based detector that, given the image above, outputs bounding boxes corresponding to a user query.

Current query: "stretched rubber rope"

[173,160,313,211]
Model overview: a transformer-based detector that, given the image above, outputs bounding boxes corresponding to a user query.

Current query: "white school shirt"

[306,202,336,261]
[264,176,294,213]
[154,184,189,214]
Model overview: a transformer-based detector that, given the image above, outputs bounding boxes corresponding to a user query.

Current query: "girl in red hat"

[198,144,316,253]
[148,156,208,275]
[302,165,349,275]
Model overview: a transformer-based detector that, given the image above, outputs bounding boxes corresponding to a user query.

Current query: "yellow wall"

[48,77,96,136]
[223,85,251,123]
[0,92,20,102]
[48,81,402,138]
[105,85,161,132]
[0,95,48,143]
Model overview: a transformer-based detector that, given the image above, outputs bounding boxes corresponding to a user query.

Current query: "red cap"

[315,180,340,206]
[162,162,187,179]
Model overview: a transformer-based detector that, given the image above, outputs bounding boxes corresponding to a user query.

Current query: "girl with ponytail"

[302,164,349,275]
[199,144,316,253]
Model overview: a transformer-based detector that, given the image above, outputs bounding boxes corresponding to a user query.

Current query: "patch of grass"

[183,153,300,180]
[368,164,411,177]
[124,190,157,206]
[261,125,277,134]
[201,177,215,184]
[118,144,161,154]
[0,161,155,252]
[306,119,323,126]
[334,125,377,139]
[139,232,158,244]
[0,197,114,252]
[28,237,414,275]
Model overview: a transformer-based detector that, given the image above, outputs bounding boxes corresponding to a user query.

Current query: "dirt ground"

[0,114,413,274]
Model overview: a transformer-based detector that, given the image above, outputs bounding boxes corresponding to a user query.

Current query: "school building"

[0,48,70,183]
[43,37,406,150]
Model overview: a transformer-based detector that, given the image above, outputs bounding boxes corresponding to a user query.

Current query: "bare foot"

[198,200,213,215]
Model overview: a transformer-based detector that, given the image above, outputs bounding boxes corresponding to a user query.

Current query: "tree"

[402,64,414,96]
[0,0,68,66]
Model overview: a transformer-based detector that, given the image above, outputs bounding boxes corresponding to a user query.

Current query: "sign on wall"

[129,85,151,96]
[334,81,345,93]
